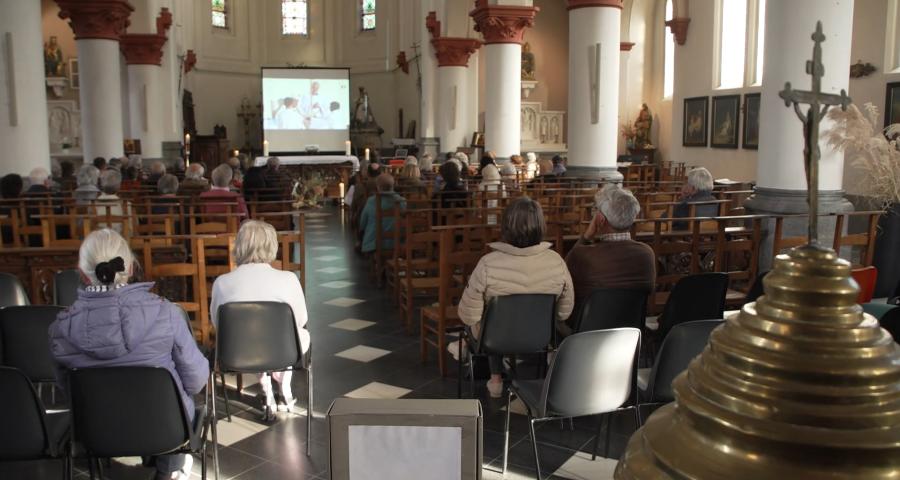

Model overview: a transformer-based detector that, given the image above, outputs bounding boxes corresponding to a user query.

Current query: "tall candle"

[345,140,352,156]
[184,133,190,154]
[263,140,269,156]
[339,182,345,200]
[364,148,370,161]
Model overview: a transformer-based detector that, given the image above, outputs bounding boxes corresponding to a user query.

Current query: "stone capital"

[120,34,167,65]
[666,17,690,45]
[55,0,133,41]
[567,0,623,10]
[432,37,482,68]
[469,3,539,45]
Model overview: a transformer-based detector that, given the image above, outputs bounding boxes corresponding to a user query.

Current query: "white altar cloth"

[254,155,360,172]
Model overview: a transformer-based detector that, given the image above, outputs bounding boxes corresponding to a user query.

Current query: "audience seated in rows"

[96,169,133,233]
[673,167,717,230]
[92,157,107,172]
[25,168,52,196]
[227,157,243,189]
[350,162,382,234]
[153,174,181,215]
[397,163,425,190]
[55,161,76,192]
[242,166,269,200]
[434,161,468,209]
[551,155,567,176]
[525,152,539,179]
[565,185,656,327]
[478,155,496,176]
[418,152,433,173]
[0,173,23,243]
[359,174,406,254]
[49,228,209,480]
[179,163,210,196]
[200,164,248,217]
[210,220,310,422]
[455,197,574,398]
[146,160,167,187]
[121,166,142,191]
[264,157,292,188]
[74,165,101,205]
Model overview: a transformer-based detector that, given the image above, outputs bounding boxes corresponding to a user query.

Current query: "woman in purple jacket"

[49,229,209,480]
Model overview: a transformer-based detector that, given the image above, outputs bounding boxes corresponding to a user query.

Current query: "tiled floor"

[1,206,640,480]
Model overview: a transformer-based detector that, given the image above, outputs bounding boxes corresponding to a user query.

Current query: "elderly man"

[358,174,406,254]
[264,156,292,188]
[95,169,132,234]
[200,164,248,216]
[73,165,101,204]
[673,167,718,229]
[565,185,656,324]
[24,167,52,195]
[178,163,210,195]
[145,160,167,186]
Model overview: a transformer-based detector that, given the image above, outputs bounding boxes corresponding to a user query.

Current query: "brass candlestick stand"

[237,97,260,153]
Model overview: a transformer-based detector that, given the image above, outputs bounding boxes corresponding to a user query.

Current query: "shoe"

[261,404,277,423]
[447,340,469,363]
[278,398,296,412]
[486,380,504,399]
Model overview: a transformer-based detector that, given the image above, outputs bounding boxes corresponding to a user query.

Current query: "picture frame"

[711,95,741,149]
[471,132,484,148]
[886,82,900,131]
[682,96,709,147]
[68,58,79,89]
[742,93,761,150]
[123,139,141,155]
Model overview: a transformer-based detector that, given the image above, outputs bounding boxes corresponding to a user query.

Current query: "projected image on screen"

[263,78,349,131]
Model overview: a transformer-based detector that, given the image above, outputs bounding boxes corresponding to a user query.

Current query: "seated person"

[673,167,718,230]
[200,164,248,217]
[178,163,210,196]
[359,174,406,254]
[433,161,468,210]
[551,155,567,176]
[242,166,270,202]
[397,163,425,190]
[264,157,292,189]
[350,162,381,232]
[565,185,656,329]
[536,158,556,181]
[95,169,133,234]
[73,165,101,205]
[120,165,142,191]
[152,174,181,215]
[24,167,52,196]
[210,220,310,421]
[454,197,574,398]
[418,153,434,173]
[145,160,167,186]
[0,174,23,244]
[56,161,77,192]
[49,229,209,480]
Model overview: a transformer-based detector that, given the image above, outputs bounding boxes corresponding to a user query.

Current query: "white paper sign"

[348,425,462,480]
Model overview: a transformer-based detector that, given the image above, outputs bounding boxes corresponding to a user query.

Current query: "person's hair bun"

[95,256,125,285]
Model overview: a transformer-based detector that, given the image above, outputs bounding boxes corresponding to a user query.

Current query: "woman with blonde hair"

[398,162,425,189]
[210,220,310,421]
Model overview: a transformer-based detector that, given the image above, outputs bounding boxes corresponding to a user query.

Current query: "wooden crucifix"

[778,21,851,246]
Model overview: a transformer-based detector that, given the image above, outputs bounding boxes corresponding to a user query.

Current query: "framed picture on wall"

[742,93,761,150]
[886,82,900,132]
[711,95,741,148]
[682,96,709,147]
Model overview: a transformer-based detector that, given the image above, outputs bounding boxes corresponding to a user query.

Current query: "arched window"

[282,0,309,36]
[663,0,675,99]
[716,0,767,89]
[360,0,376,31]
[211,0,228,29]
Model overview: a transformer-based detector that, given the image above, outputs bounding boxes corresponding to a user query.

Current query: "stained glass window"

[282,0,309,36]
[360,0,376,31]
[211,0,228,29]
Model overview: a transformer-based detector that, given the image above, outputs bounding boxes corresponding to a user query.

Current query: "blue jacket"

[359,193,406,253]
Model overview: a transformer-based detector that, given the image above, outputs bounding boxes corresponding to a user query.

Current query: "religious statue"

[633,104,653,148]
[521,42,535,81]
[352,87,378,128]
[44,36,65,77]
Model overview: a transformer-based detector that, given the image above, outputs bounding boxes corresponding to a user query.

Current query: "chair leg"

[419,311,428,363]
[437,327,446,377]
[502,390,512,475]
[591,415,603,461]
[95,458,104,479]
[528,418,542,480]
[634,404,643,429]
[604,413,613,458]
[306,365,313,457]
[218,372,232,422]
[210,373,221,480]
[456,349,463,399]
[468,356,475,398]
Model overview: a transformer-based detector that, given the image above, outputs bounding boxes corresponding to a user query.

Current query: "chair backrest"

[216,301,300,373]
[478,294,556,356]
[0,306,64,383]
[646,319,723,403]
[744,270,769,304]
[0,367,52,460]
[659,272,728,339]
[0,272,30,307]
[54,269,82,307]
[68,366,190,458]
[851,266,878,304]
[542,328,641,418]
[577,289,648,333]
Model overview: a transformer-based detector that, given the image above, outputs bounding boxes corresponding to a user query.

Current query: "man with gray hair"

[673,166,718,229]
[199,164,248,216]
[73,165,101,204]
[178,163,209,195]
[24,167,52,195]
[564,184,656,326]
[145,160,167,186]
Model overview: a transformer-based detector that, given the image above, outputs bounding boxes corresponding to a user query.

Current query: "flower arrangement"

[292,171,327,209]
[824,103,900,209]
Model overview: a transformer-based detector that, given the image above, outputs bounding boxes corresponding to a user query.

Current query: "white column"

[419,3,439,155]
[0,0,51,175]
[484,43,521,160]
[127,65,163,157]
[757,0,854,192]
[567,1,621,179]
[437,66,469,154]
[78,40,126,161]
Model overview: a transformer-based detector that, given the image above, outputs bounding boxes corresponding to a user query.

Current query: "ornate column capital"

[469,2,539,45]
[431,38,482,68]
[567,0,623,10]
[120,9,172,66]
[426,11,441,40]
[55,0,133,41]
[666,17,691,45]
[620,41,635,51]
[183,50,197,74]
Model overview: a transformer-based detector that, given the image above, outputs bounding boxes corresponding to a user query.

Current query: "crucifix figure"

[778,21,851,246]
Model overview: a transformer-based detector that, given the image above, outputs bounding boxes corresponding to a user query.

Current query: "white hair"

[595,185,641,231]
[29,167,50,186]
[78,229,134,286]
[211,164,232,188]
[150,160,166,175]
[157,174,179,194]
[525,152,537,163]
[100,169,122,194]
[455,152,469,166]
[77,165,100,187]
[233,220,279,265]
[687,167,714,192]
[185,163,204,180]
[447,158,462,172]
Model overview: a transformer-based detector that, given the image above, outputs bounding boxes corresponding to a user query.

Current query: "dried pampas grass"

[824,103,900,208]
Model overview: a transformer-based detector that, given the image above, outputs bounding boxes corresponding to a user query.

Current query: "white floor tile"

[344,382,411,399]
[551,451,618,480]
[317,267,347,274]
[324,297,365,307]
[335,345,391,363]
[208,415,270,447]
[317,255,341,262]
[321,280,354,288]
[330,318,376,331]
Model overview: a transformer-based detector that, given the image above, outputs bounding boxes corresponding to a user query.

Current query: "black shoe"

[261,405,277,423]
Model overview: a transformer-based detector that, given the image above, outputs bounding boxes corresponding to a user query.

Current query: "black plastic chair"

[0,272,29,307]
[214,301,312,457]
[0,305,64,403]
[504,328,641,479]
[656,273,728,342]
[53,270,81,307]
[744,271,769,304]
[640,319,722,408]
[68,366,209,480]
[576,288,648,333]
[0,366,70,479]
[458,294,556,398]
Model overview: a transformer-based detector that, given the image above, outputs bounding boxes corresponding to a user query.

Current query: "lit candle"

[339,182,345,200]
[345,140,352,156]
[263,140,269,156]
[184,133,190,153]
[364,148,370,161]
[233,149,239,157]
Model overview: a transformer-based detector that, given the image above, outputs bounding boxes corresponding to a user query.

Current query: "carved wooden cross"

[778,21,851,245]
